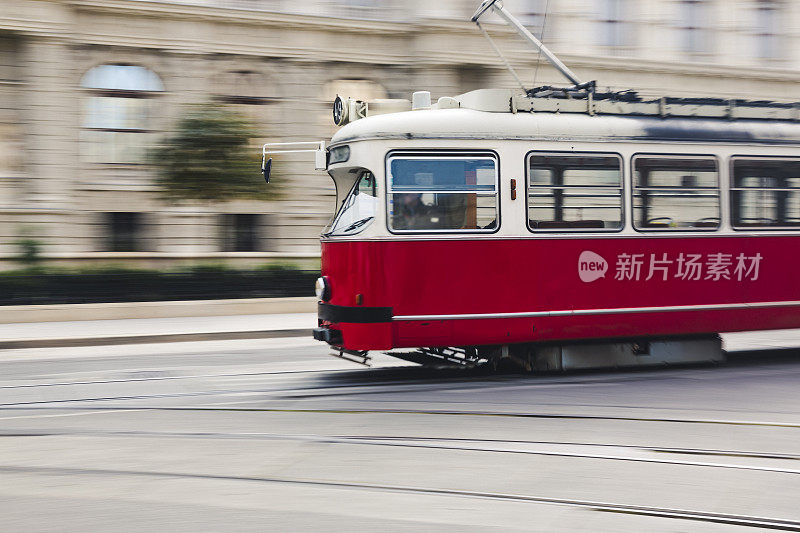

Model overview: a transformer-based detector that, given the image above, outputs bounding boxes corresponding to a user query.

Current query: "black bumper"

[312,327,343,344]
[318,302,392,323]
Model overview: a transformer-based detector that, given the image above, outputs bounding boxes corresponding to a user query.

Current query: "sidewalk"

[0,297,317,324]
[2,297,800,354]
[0,313,317,349]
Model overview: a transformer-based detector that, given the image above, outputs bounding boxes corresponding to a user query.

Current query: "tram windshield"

[325,170,378,237]
[387,155,498,232]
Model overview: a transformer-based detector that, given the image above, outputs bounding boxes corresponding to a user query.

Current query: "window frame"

[221,213,263,252]
[677,0,710,54]
[105,211,143,252]
[754,0,781,60]
[597,0,630,50]
[525,150,625,234]
[80,64,163,165]
[631,152,721,233]
[385,150,501,235]
[730,155,800,231]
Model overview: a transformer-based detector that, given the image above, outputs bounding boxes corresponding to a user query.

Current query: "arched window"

[81,64,163,164]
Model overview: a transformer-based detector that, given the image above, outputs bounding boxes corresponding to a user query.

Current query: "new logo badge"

[579,251,608,283]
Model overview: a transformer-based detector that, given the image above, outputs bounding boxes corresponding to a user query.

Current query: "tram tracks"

[2,427,799,476]
[0,366,338,390]
[2,361,800,530]
[0,462,798,531]
[0,365,628,392]
[3,404,800,429]
[4,372,800,431]
[0,363,506,403]
[2,353,800,412]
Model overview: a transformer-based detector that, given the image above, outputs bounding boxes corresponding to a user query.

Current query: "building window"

[732,158,800,228]
[81,64,163,164]
[677,0,709,54]
[216,70,271,106]
[106,212,143,252]
[598,0,629,49]
[221,214,263,251]
[387,154,498,233]
[528,153,623,231]
[754,0,780,60]
[633,155,719,231]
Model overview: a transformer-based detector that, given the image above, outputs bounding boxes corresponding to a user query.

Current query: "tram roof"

[330,107,800,147]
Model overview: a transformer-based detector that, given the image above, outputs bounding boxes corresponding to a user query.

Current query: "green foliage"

[14,238,43,267]
[257,261,301,272]
[71,264,154,275]
[0,262,308,278]
[0,265,319,305]
[187,262,230,275]
[152,103,274,203]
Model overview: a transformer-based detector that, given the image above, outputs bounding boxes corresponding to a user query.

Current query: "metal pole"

[477,0,582,87]
[476,21,527,92]
[470,0,500,21]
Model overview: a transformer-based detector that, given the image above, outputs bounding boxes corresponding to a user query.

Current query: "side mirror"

[263,157,272,184]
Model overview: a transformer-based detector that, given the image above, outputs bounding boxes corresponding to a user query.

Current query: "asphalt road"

[1,337,800,532]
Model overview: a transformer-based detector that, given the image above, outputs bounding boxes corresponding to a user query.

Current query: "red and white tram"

[263,5,800,370]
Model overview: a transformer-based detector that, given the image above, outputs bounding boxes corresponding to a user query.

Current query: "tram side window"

[731,158,800,229]
[528,153,623,230]
[387,156,498,232]
[633,156,720,230]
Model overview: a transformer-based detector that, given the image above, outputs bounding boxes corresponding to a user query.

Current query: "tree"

[152,104,274,202]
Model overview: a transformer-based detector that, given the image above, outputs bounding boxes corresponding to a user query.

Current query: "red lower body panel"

[320,236,800,351]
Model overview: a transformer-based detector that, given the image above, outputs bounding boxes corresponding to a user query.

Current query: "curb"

[0,297,318,324]
[0,328,313,350]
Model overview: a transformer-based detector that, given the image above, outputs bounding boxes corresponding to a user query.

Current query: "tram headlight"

[315,276,331,301]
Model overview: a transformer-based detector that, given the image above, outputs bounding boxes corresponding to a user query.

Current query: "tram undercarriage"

[328,335,724,371]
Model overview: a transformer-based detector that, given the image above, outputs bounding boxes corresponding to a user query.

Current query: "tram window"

[731,158,800,229]
[633,156,720,231]
[387,155,498,232]
[325,170,378,236]
[527,153,623,231]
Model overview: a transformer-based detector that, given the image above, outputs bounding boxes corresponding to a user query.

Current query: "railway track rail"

[2,427,799,473]
[4,404,800,429]
[0,463,798,531]
[2,346,800,530]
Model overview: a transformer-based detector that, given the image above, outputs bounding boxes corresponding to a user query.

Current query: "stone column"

[18,35,79,254]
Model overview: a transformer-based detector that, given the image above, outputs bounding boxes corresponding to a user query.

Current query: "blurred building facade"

[0,0,799,268]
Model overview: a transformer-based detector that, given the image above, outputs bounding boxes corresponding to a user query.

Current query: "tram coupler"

[331,348,371,367]
[313,327,342,345]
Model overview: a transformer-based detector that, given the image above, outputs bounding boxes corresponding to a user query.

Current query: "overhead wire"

[475,20,527,93]
[532,0,551,88]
